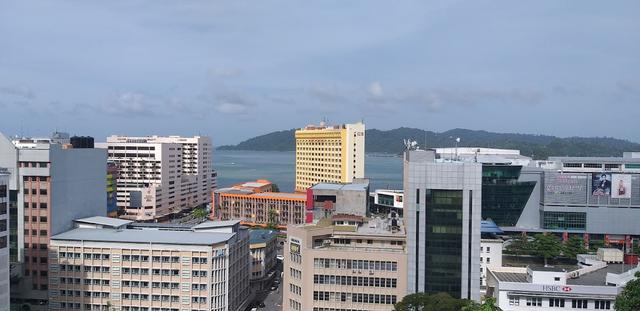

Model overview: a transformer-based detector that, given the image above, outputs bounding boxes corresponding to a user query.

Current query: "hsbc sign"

[542,285,573,292]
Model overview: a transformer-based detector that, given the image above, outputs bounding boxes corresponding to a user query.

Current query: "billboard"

[544,173,588,205]
[591,173,611,196]
[611,174,632,199]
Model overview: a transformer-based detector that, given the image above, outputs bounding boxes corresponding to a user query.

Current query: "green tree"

[192,207,208,220]
[563,236,585,260]
[267,209,279,230]
[506,234,531,257]
[615,272,640,311]
[394,292,470,311]
[462,297,503,311]
[532,233,562,266]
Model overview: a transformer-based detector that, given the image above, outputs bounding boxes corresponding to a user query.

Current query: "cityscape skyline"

[1,1,640,144]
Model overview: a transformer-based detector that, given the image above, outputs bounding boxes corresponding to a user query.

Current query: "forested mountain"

[217,127,640,159]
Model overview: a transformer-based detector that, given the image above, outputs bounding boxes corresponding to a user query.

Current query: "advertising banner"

[591,173,612,196]
[611,174,632,199]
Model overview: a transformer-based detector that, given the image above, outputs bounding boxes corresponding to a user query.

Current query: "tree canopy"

[615,272,640,311]
[531,233,562,266]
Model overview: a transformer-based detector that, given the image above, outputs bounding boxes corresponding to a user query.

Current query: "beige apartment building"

[0,168,9,311]
[214,180,306,228]
[98,135,216,221]
[284,214,407,311]
[295,122,365,192]
[48,217,250,311]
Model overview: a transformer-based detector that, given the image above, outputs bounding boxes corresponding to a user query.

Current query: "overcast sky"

[1,0,639,145]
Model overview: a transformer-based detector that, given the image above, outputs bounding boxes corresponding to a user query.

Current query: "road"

[261,282,283,311]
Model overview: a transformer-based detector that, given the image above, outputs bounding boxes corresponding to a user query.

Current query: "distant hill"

[217,127,640,159]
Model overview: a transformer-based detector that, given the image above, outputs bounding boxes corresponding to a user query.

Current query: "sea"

[214,150,403,192]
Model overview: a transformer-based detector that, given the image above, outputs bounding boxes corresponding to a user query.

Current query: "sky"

[1,0,639,145]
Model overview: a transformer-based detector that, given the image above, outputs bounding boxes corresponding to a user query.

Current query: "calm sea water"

[214,150,403,192]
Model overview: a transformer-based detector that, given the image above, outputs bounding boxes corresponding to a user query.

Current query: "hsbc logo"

[542,285,573,292]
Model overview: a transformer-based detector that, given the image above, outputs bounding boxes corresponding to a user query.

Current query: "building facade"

[307,180,370,221]
[295,122,365,192]
[0,168,9,311]
[284,215,407,311]
[0,133,107,304]
[49,218,250,311]
[99,135,216,221]
[249,229,277,285]
[486,262,638,311]
[214,180,306,227]
[480,239,503,289]
[404,149,482,301]
[107,162,119,217]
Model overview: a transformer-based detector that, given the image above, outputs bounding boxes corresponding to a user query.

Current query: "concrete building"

[295,122,365,192]
[99,135,217,221]
[0,168,9,311]
[486,258,640,311]
[370,189,403,216]
[0,132,107,305]
[214,180,306,228]
[284,214,407,311]
[307,179,370,221]
[249,229,277,289]
[404,149,482,301]
[49,217,250,311]
[480,239,503,289]
[106,162,119,217]
[468,152,640,242]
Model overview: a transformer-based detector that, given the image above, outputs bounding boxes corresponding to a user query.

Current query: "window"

[509,296,519,306]
[595,300,611,310]
[549,298,566,307]
[526,297,542,306]
[572,299,588,309]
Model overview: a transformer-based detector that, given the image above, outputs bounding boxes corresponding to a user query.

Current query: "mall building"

[422,148,640,243]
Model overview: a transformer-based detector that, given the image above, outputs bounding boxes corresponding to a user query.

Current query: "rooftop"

[51,228,235,245]
[311,182,369,191]
[567,264,638,286]
[192,220,240,230]
[493,272,528,283]
[74,216,133,228]
[252,192,306,200]
[249,229,278,244]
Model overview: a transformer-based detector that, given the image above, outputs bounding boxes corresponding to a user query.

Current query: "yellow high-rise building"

[295,122,365,192]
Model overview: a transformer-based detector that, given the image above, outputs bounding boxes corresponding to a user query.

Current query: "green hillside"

[217,127,640,159]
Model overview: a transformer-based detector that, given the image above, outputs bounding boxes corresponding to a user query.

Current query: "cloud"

[215,102,249,114]
[209,93,256,115]
[365,87,544,113]
[368,81,383,97]
[307,84,350,103]
[0,85,35,100]
[207,68,243,78]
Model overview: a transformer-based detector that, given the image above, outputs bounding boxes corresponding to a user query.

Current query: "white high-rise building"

[99,136,216,221]
[0,168,9,311]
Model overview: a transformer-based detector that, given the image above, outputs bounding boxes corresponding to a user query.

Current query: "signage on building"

[290,243,300,254]
[542,285,572,292]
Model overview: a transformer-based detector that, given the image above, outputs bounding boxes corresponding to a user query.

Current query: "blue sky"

[1,0,639,145]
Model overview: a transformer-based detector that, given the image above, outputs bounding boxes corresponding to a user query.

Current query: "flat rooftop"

[252,192,306,200]
[567,264,638,286]
[493,272,528,283]
[192,220,240,230]
[51,228,235,245]
[312,182,368,191]
[249,229,278,244]
[75,216,133,228]
[492,263,638,287]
